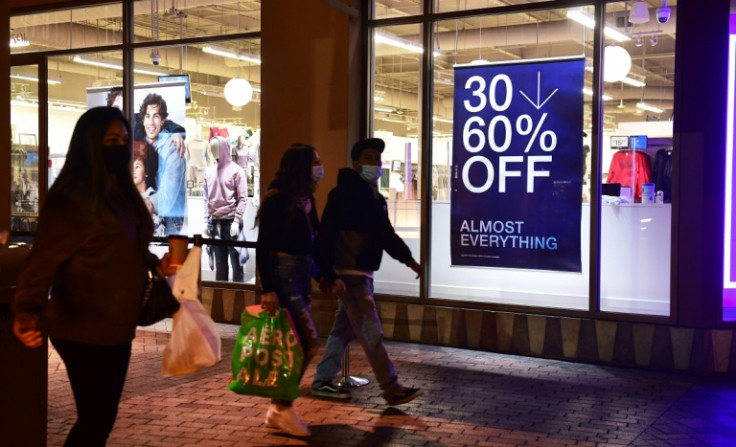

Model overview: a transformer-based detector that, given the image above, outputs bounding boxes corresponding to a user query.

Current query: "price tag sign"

[611,136,629,149]
[450,57,585,272]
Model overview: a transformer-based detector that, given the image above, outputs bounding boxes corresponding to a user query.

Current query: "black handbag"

[139,268,180,326]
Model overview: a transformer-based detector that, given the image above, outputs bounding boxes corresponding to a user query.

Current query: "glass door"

[10,61,45,232]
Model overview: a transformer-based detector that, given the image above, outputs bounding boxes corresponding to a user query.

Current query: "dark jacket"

[315,168,414,283]
[12,192,149,346]
[256,190,319,294]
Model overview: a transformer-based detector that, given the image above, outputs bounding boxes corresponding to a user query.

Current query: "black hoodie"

[315,167,415,283]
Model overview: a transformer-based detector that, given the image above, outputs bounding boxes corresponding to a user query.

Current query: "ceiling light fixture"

[620,74,646,87]
[582,87,613,101]
[72,55,170,76]
[629,1,651,24]
[584,64,646,87]
[635,36,643,47]
[566,8,631,42]
[202,45,261,65]
[10,74,62,85]
[432,116,453,123]
[224,77,253,107]
[649,35,658,46]
[375,31,443,57]
[636,102,663,113]
[603,45,632,83]
[434,75,454,86]
[377,115,408,124]
[9,38,30,48]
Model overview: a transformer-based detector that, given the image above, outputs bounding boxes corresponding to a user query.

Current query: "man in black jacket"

[311,137,423,405]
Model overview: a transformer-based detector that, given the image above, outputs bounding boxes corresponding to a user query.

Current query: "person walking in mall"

[256,143,324,437]
[12,106,175,446]
[311,137,423,406]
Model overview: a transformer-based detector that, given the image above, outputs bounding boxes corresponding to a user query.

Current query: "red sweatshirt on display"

[606,150,652,200]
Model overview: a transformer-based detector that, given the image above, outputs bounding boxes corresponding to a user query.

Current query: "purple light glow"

[723,18,736,320]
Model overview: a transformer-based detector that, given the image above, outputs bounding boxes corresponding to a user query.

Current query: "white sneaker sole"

[265,414,311,437]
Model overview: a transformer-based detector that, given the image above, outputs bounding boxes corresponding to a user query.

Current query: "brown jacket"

[13,194,149,346]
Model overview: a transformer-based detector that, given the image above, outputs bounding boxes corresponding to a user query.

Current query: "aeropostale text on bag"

[234,324,299,388]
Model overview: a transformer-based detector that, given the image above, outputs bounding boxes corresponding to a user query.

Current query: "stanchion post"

[336,343,370,388]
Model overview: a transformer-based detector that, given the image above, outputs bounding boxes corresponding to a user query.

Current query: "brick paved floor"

[46,321,736,447]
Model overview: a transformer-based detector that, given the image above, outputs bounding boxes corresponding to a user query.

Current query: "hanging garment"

[653,149,673,203]
[606,150,652,200]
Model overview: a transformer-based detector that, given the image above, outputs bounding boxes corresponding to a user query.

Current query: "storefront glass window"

[428,8,593,309]
[370,0,677,314]
[45,52,125,190]
[374,1,423,19]
[130,41,260,284]
[434,0,552,14]
[10,0,262,287]
[372,24,423,297]
[133,0,261,42]
[10,65,41,232]
[10,4,122,55]
[600,1,676,316]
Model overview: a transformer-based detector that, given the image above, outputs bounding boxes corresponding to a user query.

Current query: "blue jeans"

[163,216,184,236]
[268,254,320,406]
[312,274,399,395]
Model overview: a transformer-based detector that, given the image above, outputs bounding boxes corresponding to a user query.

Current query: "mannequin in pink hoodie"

[204,136,247,282]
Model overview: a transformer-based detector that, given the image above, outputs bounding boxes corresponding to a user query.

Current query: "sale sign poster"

[450,57,585,272]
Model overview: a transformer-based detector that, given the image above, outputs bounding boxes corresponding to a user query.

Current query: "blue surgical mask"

[360,165,381,182]
[311,165,324,183]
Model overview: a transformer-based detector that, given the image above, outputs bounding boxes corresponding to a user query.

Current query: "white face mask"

[311,165,324,183]
[360,165,382,182]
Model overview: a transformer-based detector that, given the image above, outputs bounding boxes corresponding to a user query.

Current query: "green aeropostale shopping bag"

[228,305,303,400]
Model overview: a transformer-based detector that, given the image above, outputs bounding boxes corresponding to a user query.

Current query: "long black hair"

[49,106,153,249]
[256,143,316,225]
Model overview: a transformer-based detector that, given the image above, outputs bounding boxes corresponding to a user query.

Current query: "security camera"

[150,50,161,66]
[656,6,671,24]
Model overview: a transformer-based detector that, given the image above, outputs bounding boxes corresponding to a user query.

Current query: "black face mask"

[102,144,131,174]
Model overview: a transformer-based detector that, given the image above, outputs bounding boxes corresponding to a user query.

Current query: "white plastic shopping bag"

[162,299,221,376]
[162,246,221,376]
[172,246,202,302]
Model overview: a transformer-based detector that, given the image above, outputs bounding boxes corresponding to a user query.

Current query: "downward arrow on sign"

[519,71,558,110]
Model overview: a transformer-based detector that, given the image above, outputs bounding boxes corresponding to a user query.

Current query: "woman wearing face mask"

[255,143,323,437]
[12,107,175,446]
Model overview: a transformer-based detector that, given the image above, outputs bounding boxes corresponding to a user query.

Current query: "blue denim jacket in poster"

[153,131,187,219]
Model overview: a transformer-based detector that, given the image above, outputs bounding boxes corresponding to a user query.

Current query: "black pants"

[213,218,244,282]
[51,338,132,447]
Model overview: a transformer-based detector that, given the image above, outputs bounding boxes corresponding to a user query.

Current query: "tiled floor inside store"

[45,320,736,446]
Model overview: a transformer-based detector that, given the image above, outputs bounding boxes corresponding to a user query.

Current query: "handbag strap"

[141,268,154,307]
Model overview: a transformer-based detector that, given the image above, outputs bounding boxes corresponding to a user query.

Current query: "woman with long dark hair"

[255,143,324,437]
[12,107,174,446]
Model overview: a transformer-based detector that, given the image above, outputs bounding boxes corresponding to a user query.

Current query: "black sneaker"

[384,386,423,406]
[311,381,351,400]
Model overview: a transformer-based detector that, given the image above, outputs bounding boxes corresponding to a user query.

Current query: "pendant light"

[224,78,253,107]
[603,45,632,83]
[224,9,253,108]
[629,1,651,24]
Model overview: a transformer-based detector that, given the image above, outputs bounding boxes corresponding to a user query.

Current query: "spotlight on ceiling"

[635,36,643,47]
[650,35,658,46]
